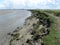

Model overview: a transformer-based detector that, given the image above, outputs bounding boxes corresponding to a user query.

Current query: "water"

[0,10,31,45]
[0,10,31,31]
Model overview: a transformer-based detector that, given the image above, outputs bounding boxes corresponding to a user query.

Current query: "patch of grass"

[44,10,60,17]
[31,10,60,45]
[32,23,40,35]
[42,16,60,45]
[43,24,56,45]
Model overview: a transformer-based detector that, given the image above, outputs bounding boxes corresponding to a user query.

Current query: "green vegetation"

[44,10,60,16]
[31,10,60,45]
[43,17,56,45]
[31,10,51,42]
[42,10,60,45]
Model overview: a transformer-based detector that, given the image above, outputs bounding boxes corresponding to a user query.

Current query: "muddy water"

[0,10,31,45]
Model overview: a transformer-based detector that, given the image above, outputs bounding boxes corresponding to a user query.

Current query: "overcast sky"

[0,0,60,9]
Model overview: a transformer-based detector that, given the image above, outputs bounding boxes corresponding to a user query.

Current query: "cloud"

[0,0,11,9]
[9,0,26,9]
[0,0,60,9]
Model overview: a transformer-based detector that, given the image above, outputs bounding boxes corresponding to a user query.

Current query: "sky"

[0,0,60,9]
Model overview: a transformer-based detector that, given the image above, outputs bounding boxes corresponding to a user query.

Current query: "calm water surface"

[0,10,31,44]
[0,10,31,31]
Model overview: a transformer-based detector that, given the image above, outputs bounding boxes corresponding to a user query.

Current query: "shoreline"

[8,10,52,45]
[0,10,31,45]
[0,10,59,45]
